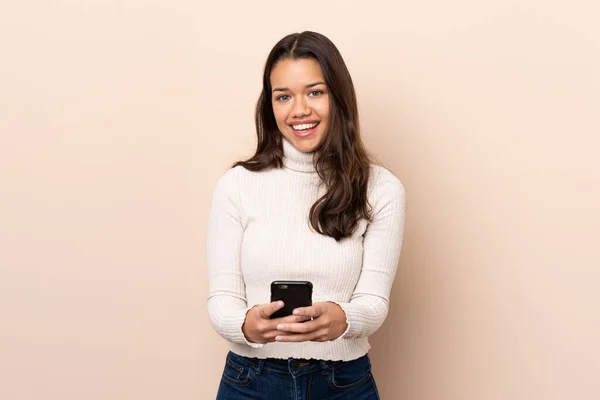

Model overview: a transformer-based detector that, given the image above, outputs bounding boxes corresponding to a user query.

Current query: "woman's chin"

[285,132,323,153]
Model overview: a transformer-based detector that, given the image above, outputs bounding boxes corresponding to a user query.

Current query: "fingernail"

[277,324,284,330]
[275,336,282,342]
[293,309,300,315]
[277,301,284,308]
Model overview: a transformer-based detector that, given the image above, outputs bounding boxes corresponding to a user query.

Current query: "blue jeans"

[216,351,380,399]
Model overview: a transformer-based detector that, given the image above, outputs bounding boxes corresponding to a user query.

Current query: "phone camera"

[279,285,288,290]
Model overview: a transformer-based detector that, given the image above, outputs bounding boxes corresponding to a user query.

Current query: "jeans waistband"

[228,351,343,375]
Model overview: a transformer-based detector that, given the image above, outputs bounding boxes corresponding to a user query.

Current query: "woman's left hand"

[274,302,348,342]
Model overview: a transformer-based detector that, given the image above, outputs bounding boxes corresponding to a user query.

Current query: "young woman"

[207,31,405,399]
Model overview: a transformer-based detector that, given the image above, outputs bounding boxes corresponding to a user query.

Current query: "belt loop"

[255,359,265,375]
[319,360,330,375]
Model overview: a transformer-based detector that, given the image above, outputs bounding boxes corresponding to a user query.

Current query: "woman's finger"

[276,319,321,334]
[263,330,293,341]
[261,312,311,334]
[279,314,312,323]
[274,329,327,343]
[260,301,285,318]
[292,303,324,318]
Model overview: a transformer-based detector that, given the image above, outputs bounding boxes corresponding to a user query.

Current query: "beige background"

[1,1,599,399]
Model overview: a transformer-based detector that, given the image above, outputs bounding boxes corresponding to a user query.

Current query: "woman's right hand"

[242,301,310,344]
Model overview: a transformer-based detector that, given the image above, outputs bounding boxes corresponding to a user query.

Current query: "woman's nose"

[291,97,310,117]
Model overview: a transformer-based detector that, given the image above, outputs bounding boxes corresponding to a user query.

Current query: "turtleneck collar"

[282,137,316,173]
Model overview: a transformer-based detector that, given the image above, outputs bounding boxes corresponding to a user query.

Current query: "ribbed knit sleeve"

[206,168,262,347]
[335,169,406,339]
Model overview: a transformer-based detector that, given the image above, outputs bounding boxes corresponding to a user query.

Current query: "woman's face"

[270,58,330,153]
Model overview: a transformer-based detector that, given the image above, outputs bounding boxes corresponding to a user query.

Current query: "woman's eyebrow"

[306,81,326,88]
[272,81,326,93]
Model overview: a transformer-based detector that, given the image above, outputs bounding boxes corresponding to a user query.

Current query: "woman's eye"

[308,90,323,97]
[276,95,290,101]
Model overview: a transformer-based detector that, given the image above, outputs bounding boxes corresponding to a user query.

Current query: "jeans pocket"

[221,352,253,387]
[328,355,373,391]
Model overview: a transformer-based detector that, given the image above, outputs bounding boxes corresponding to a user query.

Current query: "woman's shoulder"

[212,165,247,193]
[214,164,271,190]
[368,164,404,194]
[215,165,241,183]
[366,164,405,211]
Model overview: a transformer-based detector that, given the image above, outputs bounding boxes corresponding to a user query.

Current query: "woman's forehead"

[270,58,325,89]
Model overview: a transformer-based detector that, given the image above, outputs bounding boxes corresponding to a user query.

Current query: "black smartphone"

[270,281,313,319]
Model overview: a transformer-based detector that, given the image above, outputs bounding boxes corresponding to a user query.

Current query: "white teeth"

[292,122,318,131]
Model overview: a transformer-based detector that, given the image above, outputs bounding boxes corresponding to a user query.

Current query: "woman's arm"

[334,169,406,339]
[206,168,261,346]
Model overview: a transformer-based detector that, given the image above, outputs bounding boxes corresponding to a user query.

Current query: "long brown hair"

[234,31,372,241]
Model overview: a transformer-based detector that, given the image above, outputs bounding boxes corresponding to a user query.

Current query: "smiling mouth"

[291,122,320,132]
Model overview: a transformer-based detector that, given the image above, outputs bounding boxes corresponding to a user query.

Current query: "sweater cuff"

[218,306,264,348]
[240,307,264,348]
[329,301,361,340]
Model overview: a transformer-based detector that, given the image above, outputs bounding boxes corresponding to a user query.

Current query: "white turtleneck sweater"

[206,138,406,361]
